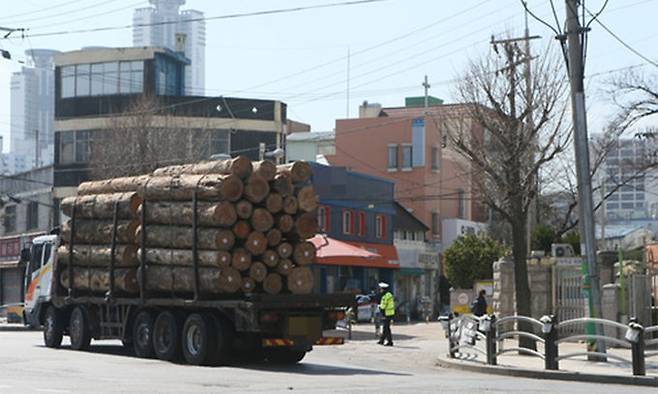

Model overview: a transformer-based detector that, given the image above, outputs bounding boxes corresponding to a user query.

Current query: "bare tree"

[443,44,570,349]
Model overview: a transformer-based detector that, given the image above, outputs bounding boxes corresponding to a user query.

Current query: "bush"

[443,234,507,289]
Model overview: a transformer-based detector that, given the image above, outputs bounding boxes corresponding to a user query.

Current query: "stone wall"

[492,256,553,319]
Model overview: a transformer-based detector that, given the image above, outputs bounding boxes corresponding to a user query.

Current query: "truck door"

[24,243,44,311]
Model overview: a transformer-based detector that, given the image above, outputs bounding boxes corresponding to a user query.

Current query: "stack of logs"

[58,156,318,296]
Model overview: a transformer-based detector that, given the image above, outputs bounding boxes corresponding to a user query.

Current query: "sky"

[1,0,657,153]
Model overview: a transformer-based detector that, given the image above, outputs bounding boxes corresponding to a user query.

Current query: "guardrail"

[446,313,658,376]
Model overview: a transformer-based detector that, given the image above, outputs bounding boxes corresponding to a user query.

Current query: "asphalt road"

[0,326,654,394]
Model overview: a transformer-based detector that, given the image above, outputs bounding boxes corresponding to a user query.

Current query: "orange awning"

[310,235,399,269]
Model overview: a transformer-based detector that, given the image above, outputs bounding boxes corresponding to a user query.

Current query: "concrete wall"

[492,256,553,319]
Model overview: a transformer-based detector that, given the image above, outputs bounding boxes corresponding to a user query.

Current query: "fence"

[447,313,658,376]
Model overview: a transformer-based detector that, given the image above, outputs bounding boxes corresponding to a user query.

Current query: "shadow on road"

[326,329,417,341]
[240,362,411,376]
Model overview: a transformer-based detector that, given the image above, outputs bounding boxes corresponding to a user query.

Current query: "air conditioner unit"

[551,243,575,257]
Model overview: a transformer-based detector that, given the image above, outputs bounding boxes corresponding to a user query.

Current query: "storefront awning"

[310,235,400,269]
[0,260,21,270]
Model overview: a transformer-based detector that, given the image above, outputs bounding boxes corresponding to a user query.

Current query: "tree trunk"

[61,219,139,244]
[231,248,252,271]
[152,155,253,179]
[263,273,283,295]
[243,174,270,203]
[141,266,239,294]
[253,160,277,181]
[510,213,536,351]
[266,229,282,247]
[282,196,298,215]
[249,261,267,282]
[139,248,231,268]
[241,277,256,293]
[287,267,313,294]
[135,225,235,251]
[294,212,318,240]
[232,220,252,239]
[271,173,293,196]
[277,242,293,259]
[277,162,312,184]
[138,201,237,227]
[296,185,318,212]
[265,193,283,214]
[262,250,279,268]
[57,245,139,267]
[276,214,294,233]
[140,174,244,202]
[245,231,267,256]
[60,267,138,293]
[276,259,294,276]
[77,175,151,195]
[251,208,274,232]
[61,192,141,219]
[293,242,316,266]
[235,200,253,220]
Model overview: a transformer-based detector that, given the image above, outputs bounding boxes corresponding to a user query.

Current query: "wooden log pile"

[58,157,318,296]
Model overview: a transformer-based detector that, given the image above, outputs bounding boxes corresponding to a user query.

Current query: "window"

[210,130,229,156]
[103,62,119,94]
[59,132,75,164]
[458,189,466,219]
[61,66,75,98]
[58,130,92,164]
[90,63,104,95]
[431,146,439,170]
[412,118,425,166]
[342,210,353,235]
[60,61,142,98]
[402,145,412,169]
[358,211,366,237]
[75,64,90,96]
[28,243,43,276]
[375,215,386,239]
[431,212,439,235]
[26,201,39,230]
[606,202,619,210]
[3,206,16,233]
[75,131,91,162]
[387,145,398,169]
[318,206,330,232]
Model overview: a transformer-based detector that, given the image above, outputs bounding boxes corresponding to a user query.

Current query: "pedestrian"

[377,282,395,346]
[471,289,487,317]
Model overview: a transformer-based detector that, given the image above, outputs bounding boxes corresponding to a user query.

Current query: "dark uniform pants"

[381,316,393,344]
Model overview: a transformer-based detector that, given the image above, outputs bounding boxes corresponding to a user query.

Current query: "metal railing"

[446,313,658,376]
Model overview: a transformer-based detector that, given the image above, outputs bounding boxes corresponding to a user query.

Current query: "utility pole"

[422,75,431,108]
[346,48,351,118]
[563,0,606,357]
[34,129,40,168]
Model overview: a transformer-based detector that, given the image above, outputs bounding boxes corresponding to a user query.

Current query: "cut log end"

[288,267,314,294]
[231,248,252,271]
[249,261,267,282]
[263,273,283,295]
[296,185,318,212]
[244,174,270,203]
[235,200,254,220]
[251,208,274,233]
[253,160,277,181]
[293,241,316,266]
[266,228,282,247]
[245,231,267,256]
[232,220,252,239]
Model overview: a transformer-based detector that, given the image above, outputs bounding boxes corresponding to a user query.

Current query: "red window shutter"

[350,210,355,234]
[325,206,330,232]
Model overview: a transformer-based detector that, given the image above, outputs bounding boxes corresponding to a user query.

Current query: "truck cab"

[23,235,58,327]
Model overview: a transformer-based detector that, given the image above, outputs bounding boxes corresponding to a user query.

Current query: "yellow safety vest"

[380,292,395,317]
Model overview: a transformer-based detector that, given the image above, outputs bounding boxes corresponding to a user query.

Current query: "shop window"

[375,214,386,239]
[318,206,330,232]
[342,210,353,235]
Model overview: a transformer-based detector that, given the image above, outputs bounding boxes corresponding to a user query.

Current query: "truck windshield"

[29,244,43,277]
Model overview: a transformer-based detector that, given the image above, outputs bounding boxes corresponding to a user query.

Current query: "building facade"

[133,0,205,95]
[9,49,59,169]
[285,131,335,163]
[0,166,55,237]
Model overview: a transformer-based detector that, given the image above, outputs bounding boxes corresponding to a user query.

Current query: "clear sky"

[1,0,656,153]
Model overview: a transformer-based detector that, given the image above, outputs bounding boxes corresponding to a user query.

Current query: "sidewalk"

[0,317,34,331]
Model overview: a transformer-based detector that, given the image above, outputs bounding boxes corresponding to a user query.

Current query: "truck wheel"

[266,349,306,364]
[69,306,91,351]
[181,313,216,365]
[133,310,156,358]
[43,306,64,348]
[153,311,182,361]
[208,314,233,365]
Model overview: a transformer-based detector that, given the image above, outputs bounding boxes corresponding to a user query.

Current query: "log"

[271,172,294,197]
[296,185,318,212]
[266,229,282,247]
[232,220,252,239]
[276,214,294,233]
[262,250,279,268]
[61,192,142,219]
[282,196,298,215]
[245,231,267,255]
[138,201,237,227]
[235,200,253,220]
[251,208,274,233]
[249,261,267,282]
[139,174,243,202]
[57,245,139,267]
[60,267,138,293]
[61,219,139,245]
[253,160,277,181]
[243,174,270,203]
[294,212,318,240]
[77,175,151,195]
[277,242,293,259]
[264,193,283,214]
[276,259,294,276]
[231,248,252,271]
[135,225,235,251]
[218,267,242,293]
[287,267,314,294]
[263,273,282,295]
[139,248,231,268]
[152,155,253,179]
[277,162,312,184]
[242,277,256,294]
[141,266,240,294]
[293,242,316,266]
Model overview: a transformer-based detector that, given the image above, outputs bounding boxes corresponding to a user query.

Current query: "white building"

[285,131,335,163]
[133,0,205,96]
[9,49,58,169]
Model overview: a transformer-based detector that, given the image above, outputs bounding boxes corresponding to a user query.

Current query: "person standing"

[377,282,395,346]
[471,289,488,317]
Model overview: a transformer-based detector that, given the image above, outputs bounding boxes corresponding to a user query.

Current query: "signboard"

[418,252,439,270]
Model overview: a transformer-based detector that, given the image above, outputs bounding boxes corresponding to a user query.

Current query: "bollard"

[626,318,645,376]
[541,315,559,371]
[483,314,497,366]
[448,313,456,358]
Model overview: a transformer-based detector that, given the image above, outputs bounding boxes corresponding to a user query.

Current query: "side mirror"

[20,247,31,262]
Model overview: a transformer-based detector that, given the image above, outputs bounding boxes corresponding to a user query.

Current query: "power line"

[0,0,94,22]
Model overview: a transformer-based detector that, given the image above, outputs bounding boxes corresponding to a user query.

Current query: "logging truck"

[22,158,352,365]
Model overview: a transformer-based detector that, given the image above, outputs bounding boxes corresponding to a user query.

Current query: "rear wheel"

[132,310,156,358]
[43,305,64,348]
[69,306,91,351]
[153,311,183,361]
[208,314,233,365]
[181,313,216,365]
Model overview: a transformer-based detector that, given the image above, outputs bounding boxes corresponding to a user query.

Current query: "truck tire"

[133,310,156,358]
[43,305,64,349]
[181,313,216,365]
[208,314,233,365]
[153,311,182,362]
[266,349,306,364]
[69,306,91,351]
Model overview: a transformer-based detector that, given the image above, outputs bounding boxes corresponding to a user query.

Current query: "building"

[309,163,399,295]
[9,49,59,168]
[1,135,29,175]
[53,46,288,201]
[596,224,654,251]
[328,99,487,249]
[441,218,488,251]
[0,166,56,237]
[285,131,335,162]
[133,0,205,95]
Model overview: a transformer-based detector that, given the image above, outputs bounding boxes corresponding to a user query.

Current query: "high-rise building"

[9,49,58,169]
[133,0,205,96]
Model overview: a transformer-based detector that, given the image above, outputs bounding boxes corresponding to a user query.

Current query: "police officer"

[377,282,395,346]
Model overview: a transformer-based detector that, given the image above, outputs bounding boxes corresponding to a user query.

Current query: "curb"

[0,325,37,332]
[436,355,658,387]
